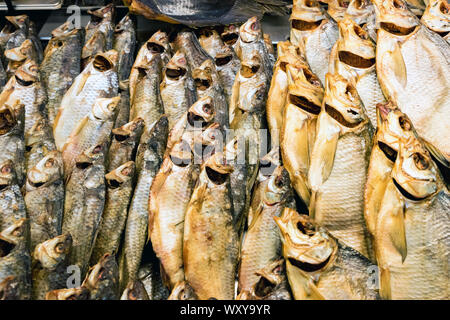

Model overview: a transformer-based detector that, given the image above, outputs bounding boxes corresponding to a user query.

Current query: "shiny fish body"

[374,0,450,167]
[173,30,211,71]
[91,161,135,264]
[41,23,82,125]
[138,261,170,300]
[124,116,168,281]
[53,50,119,150]
[25,151,64,251]
[85,4,114,51]
[113,14,136,83]
[62,145,106,277]
[309,73,374,259]
[275,209,379,300]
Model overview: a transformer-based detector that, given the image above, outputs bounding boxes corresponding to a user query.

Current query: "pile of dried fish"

[0,0,448,300]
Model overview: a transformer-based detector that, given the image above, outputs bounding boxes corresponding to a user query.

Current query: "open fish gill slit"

[288,255,331,273]
[194,78,211,90]
[147,42,165,54]
[166,67,186,79]
[339,51,375,68]
[205,166,228,185]
[0,239,15,257]
[93,56,113,71]
[187,112,208,127]
[221,33,238,45]
[107,179,122,189]
[378,141,398,162]
[380,22,417,36]
[325,104,361,128]
[215,55,232,66]
[0,112,15,135]
[254,277,275,298]
[15,76,33,87]
[392,178,429,201]
[291,19,323,31]
[289,94,321,115]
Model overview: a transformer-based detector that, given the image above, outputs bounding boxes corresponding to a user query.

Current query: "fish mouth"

[289,94,322,115]
[392,178,429,201]
[325,104,362,128]
[288,255,332,272]
[0,239,15,258]
[194,77,212,90]
[215,54,232,66]
[221,32,238,46]
[29,181,45,188]
[378,141,398,163]
[380,22,418,36]
[187,111,210,128]
[0,184,9,192]
[106,178,122,189]
[14,75,34,87]
[338,51,375,68]
[165,67,186,80]
[0,109,15,135]
[93,55,113,72]
[206,166,229,185]
[254,276,276,298]
[75,161,93,170]
[291,19,323,31]
[437,31,450,38]
[240,64,260,78]
[113,132,130,142]
[147,42,165,54]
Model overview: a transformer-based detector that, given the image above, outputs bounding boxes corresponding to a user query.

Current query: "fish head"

[0,218,27,246]
[121,281,149,300]
[4,39,33,62]
[239,16,262,43]
[240,50,263,78]
[221,24,240,46]
[276,42,305,71]
[81,30,106,61]
[199,28,222,44]
[274,208,336,274]
[286,64,323,116]
[192,59,217,91]
[392,139,440,200]
[251,259,286,298]
[214,45,235,67]
[87,3,114,24]
[168,281,198,300]
[258,147,281,179]
[75,144,105,169]
[187,96,215,128]
[4,15,29,33]
[83,253,118,292]
[112,118,145,143]
[346,0,375,17]
[376,102,417,162]
[45,287,89,300]
[373,0,420,36]
[25,118,51,148]
[421,0,450,35]
[114,14,134,34]
[164,51,188,81]
[51,20,80,38]
[92,50,118,73]
[263,166,292,205]
[146,30,170,55]
[193,122,221,160]
[0,276,20,300]
[0,105,19,136]
[169,139,193,168]
[26,151,63,190]
[337,17,376,69]
[0,160,16,188]
[33,233,72,270]
[15,59,39,85]
[201,138,235,185]
[327,0,351,22]
[291,0,326,32]
[105,161,135,189]
[323,73,367,129]
[91,96,120,121]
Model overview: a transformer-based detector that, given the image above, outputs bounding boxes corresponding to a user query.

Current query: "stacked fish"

[0,0,448,300]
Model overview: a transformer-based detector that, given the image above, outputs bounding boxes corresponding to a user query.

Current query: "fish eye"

[347,109,359,116]
[12,228,22,237]
[55,243,65,253]
[45,158,56,168]
[1,165,11,174]
[57,41,63,47]
[398,116,411,131]
[412,152,429,170]
[128,290,137,300]
[202,103,212,115]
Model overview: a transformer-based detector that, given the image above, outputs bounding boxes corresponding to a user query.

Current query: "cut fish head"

[221,24,240,46]
[92,50,118,72]
[105,161,135,189]
[239,16,262,43]
[327,0,351,22]
[112,118,145,142]
[164,50,188,81]
[4,15,29,32]
[263,166,292,205]
[146,30,170,55]
[323,73,367,128]
[0,218,27,246]
[75,144,105,168]
[187,96,215,128]
[0,105,19,136]
[392,139,440,200]
[83,253,118,291]
[291,0,326,26]
[114,14,134,34]
[421,0,450,35]
[91,96,120,121]
[87,3,114,23]
[15,59,39,84]
[168,281,198,300]
[51,20,81,38]
[33,233,72,270]
[275,208,336,273]
[4,39,33,62]
[373,0,420,35]
[192,59,216,91]
[0,160,16,188]
[26,151,63,190]
[240,50,263,78]
[169,139,193,167]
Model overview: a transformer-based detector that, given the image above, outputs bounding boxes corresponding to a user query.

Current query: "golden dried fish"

[345,0,377,42]
[374,0,450,167]
[41,22,83,125]
[329,17,385,127]
[31,233,72,300]
[107,118,144,172]
[123,116,168,281]
[61,96,119,179]
[62,144,106,277]
[25,151,64,251]
[81,30,106,70]
[290,0,339,84]
[238,165,294,293]
[280,64,323,206]
[308,73,374,259]
[220,24,240,49]
[375,139,449,299]
[4,39,37,79]
[173,30,211,71]
[160,51,197,130]
[183,140,239,300]
[266,41,304,147]
[83,253,119,300]
[53,50,119,150]
[275,208,379,300]
[364,102,418,239]
[149,139,198,289]
[91,161,135,264]
[421,0,450,43]
[327,0,351,22]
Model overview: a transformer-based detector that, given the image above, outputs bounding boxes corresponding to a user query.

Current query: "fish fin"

[379,267,392,300]
[159,263,172,290]
[388,203,407,262]
[286,260,325,300]
[309,190,316,219]
[247,202,264,230]
[229,76,240,125]
[422,139,450,168]
[386,42,407,88]
[164,114,188,158]
[75,72,91,96]
[308,112,340,192]
[68,116,89,141]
